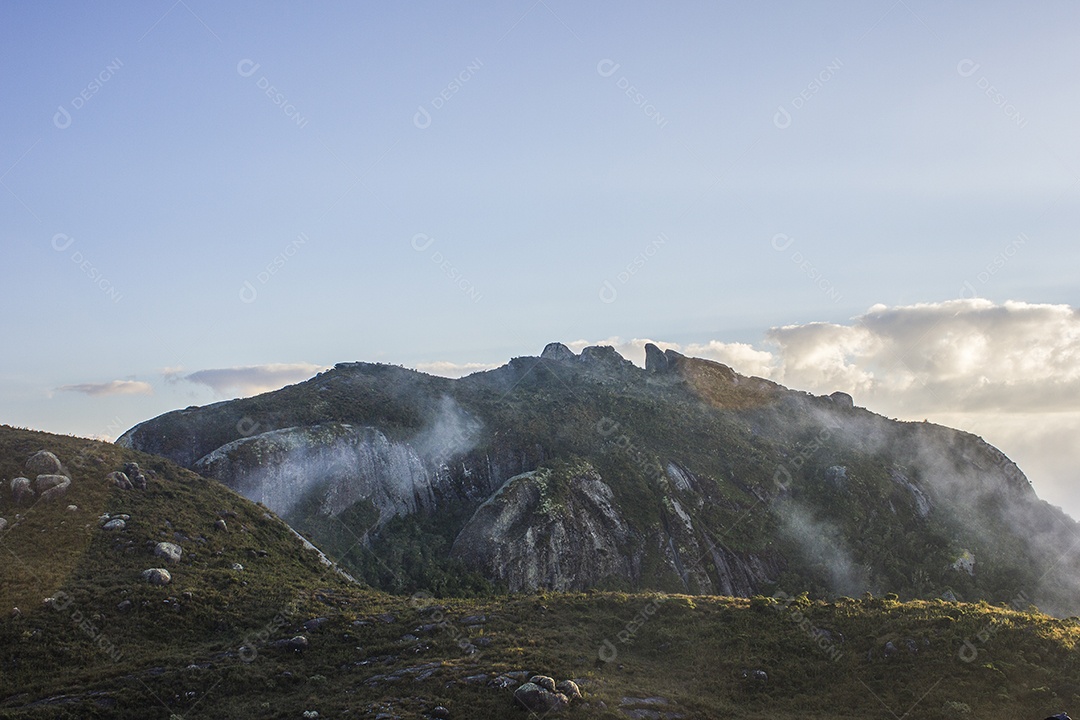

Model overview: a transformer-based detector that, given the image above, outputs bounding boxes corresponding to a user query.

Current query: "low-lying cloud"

[170,363,327,397]
[56,380,153,397]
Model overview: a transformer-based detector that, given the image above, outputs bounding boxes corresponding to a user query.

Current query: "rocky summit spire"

[644,343,669,373]
[540,342,576,363]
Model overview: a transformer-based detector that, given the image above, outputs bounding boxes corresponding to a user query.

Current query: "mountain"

[119,343,1080,615]
[5,426,1080,718]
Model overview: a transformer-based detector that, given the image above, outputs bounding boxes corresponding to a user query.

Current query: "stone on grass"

[142,568,172,586]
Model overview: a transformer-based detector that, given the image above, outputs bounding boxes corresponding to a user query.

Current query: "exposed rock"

[35,474,71,502]
[883,641,898,658]
[26,451,63,476]
[0,518,7,532]
[460,614,486,625]
[231,563,244,571]
[269,635,309,653]
[556,679,583,701]
[540,342,576,363]
[142,568,172,586]
[106,471,133,490]
[303,617,330,632]
[11,477,34,505]
[579,345,633,371]
[123,463,147,490]
[66,505,78,512]
[214,518,228,532]
[952,550,975,576]
[741,669,768,682]
[116,600,133,612]
[154,542,182,564]
[101,518,126,531]
[530,675,556,692]
[890,468,931,518]
[451,466,635,591]
[644,343,670,373]
[490,675,517,689]
[430,707,450,720]
[194,423,442,525]
[514,682,568,713]
[829,391,854,409]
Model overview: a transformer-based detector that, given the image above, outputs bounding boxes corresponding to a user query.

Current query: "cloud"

[412,361,500,378]
[56,380,153,397]
[179,363,326,397]
[563,300,1079,417]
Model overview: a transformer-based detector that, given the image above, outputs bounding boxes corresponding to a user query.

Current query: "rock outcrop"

[540,342,576,363]
[451,466,636,592]
[644,343,670,373]
[194,423,442,524]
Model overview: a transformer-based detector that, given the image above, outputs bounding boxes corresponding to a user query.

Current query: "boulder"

[35,474,71,502]
[26,451,63,476]
[644,343,670,373]
[540,342,576,363]
[303,617,330,632]
[214,518,228,532]
[514,682,568,713]
[123,463,147,490]
[530,675,557,692]
[556,679,582,701]
[829,391,854,409]
[102,518,126,531]
[0,518,7,532]
[154,542,183,564]
[269,635,309,653]
[142,568,172,586]
[11,477,34,505]
[106,471,133,490]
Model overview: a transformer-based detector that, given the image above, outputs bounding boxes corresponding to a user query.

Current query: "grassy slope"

[2,427,1080,719]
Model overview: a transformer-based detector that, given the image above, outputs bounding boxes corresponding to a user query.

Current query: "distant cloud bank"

[166,363,327,397]
[56,380,153,397]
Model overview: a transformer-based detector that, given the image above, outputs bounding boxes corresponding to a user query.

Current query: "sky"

[2,2,1078,514]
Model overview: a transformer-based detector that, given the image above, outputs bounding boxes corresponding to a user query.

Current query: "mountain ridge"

[119,342,1076,614]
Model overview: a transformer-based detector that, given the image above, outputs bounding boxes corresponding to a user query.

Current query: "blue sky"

[2,2,1079,512]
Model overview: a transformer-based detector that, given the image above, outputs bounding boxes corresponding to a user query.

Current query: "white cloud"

[179,363,326,397]
[412,361,500,378]
[56,380,153,397]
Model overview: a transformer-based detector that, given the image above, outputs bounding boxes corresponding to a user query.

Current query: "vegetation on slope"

[2,426,1080,719]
